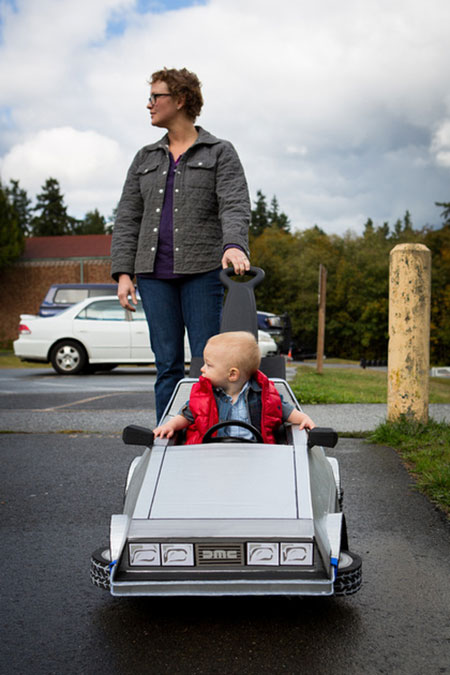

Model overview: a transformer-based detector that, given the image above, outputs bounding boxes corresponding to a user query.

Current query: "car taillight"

[18,324,31,335]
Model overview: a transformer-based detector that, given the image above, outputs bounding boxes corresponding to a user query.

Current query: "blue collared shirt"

[214,381,253,439]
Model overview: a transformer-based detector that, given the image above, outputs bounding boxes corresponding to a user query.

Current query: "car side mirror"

[122,425,154,447]
[307,427,338,449]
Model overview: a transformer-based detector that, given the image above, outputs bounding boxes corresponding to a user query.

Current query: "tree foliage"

[30,177,72,236]
[72,209,107,235]
[250,195,449,364]
[0,181,25,269]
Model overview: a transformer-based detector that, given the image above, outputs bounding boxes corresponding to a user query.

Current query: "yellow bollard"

[388,243,431,423]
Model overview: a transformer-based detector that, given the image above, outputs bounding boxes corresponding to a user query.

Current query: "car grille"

[195,543,244,566]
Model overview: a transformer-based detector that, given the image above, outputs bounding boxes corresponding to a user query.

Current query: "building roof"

[21,235,112,260]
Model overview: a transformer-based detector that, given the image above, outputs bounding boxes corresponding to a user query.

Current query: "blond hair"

[206,332,261,377]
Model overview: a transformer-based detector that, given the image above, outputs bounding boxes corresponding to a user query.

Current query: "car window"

[131,300,147,321]
[54,289,89,304]
[88,288,117,297]
[76,299,126,321]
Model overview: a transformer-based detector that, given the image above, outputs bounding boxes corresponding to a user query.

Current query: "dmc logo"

[202,550,238,560]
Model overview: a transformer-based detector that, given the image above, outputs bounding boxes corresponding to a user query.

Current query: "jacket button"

[175,188,179,193]
[156,208,160,213]
[151,247,155,251]
[159,188,164,193]
[153,227,158,232]
[198,161,203,166]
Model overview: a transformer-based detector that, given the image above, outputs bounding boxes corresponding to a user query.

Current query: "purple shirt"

[137,153,244,281]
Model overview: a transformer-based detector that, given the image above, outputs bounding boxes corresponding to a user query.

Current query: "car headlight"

[129,543,161,566]
[280,542,313,566]
[247,542,279,565]
[161,543,194,566]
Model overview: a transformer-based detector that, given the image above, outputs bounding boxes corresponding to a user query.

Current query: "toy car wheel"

[50,340,87,375]
[90,546,111,590]
[334,550,362,596]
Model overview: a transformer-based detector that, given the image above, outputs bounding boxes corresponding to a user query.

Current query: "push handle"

[219,266,265,290]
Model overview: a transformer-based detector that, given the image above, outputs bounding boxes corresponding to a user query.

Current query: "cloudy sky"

[0,0,449,235]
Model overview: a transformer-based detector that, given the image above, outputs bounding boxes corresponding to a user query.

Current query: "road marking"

[38,393,124,411]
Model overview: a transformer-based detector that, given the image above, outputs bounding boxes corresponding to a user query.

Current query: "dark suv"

[39,283,118,317]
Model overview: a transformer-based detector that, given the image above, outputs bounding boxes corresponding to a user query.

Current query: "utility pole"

[316,264,327,374]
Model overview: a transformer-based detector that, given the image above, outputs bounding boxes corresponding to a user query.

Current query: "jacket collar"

[146,126,220,153]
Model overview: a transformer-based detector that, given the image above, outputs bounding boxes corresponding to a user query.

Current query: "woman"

[111,68,251,422]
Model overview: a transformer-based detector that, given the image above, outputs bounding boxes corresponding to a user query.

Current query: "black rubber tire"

[90,546,111,590]
[334,550,362,596]
[50,340,87,375]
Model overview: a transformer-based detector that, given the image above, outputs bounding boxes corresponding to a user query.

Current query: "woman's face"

[147,80,181,128]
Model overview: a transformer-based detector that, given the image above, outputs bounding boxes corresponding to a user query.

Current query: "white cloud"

[1,0,449,231]
[431,119,450,168]
[1,127,126,217]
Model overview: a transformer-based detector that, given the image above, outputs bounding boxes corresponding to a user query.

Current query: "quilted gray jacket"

[111,127,250,279]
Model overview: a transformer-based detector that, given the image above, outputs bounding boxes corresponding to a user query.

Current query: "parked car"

[90,267,362,598]
[14,296,278,375]
[39,283,118,317]
[257,311,291,353]
[38,285,285,351]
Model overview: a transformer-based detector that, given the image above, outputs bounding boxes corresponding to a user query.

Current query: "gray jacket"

[111,127,250,279]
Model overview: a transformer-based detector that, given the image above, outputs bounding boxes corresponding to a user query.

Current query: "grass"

[0,353,51,368]
[290,364,450,404]
[369,417,450,517]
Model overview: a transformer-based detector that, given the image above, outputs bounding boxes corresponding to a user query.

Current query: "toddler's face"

[200,344,231,389]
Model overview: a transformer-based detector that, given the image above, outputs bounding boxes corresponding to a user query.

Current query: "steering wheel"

[202,420,264,444]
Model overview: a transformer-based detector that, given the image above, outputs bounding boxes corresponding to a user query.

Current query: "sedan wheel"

[50,340,87,375]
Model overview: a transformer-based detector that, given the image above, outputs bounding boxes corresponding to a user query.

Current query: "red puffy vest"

[185,370,283,444]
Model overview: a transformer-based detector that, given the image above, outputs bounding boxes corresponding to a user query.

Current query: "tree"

[0,181,25,269]
[5,179,31,235]
[72,209,107,235]
[30,177,71,236]
[268,196,290,232]
[250,190,269,237]
[435,201,450,226]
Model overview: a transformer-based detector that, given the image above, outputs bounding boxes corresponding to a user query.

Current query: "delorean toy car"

[90,268,361,597]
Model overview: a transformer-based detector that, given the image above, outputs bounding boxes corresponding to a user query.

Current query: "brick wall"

[0,259,112,346]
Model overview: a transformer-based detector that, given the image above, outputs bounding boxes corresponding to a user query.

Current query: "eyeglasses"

[148,93,172,106]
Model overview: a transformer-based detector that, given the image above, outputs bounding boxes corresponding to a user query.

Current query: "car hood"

[133,443,299,520]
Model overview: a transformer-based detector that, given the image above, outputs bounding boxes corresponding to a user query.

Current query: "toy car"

[90,268,362,597]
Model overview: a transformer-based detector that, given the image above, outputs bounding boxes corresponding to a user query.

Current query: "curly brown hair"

[149,67,203,121]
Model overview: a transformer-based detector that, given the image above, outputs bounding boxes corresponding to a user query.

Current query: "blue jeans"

[137,269,223,422]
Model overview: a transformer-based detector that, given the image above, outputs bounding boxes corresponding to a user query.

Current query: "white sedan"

[13,296,278,375]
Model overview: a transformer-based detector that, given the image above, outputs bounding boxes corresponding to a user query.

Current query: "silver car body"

[109,377,344,597]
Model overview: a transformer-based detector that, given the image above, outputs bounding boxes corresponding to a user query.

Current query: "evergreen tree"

[5,179,31,235]
[0,181,25,269]
[30,177,71,236]
[73,209,106,235]
[435,201,450,226]
[268,196,290,232]
[250,190,269,237]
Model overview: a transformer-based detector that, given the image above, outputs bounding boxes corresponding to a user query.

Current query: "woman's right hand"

[117,274,138,311]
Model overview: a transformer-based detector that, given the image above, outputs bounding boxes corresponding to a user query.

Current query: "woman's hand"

[117,274,138,311]
[221,247,250,275]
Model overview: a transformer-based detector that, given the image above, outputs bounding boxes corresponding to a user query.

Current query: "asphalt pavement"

[0,363,449,434]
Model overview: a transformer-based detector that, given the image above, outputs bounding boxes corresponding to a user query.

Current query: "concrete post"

[388,243,431,423]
